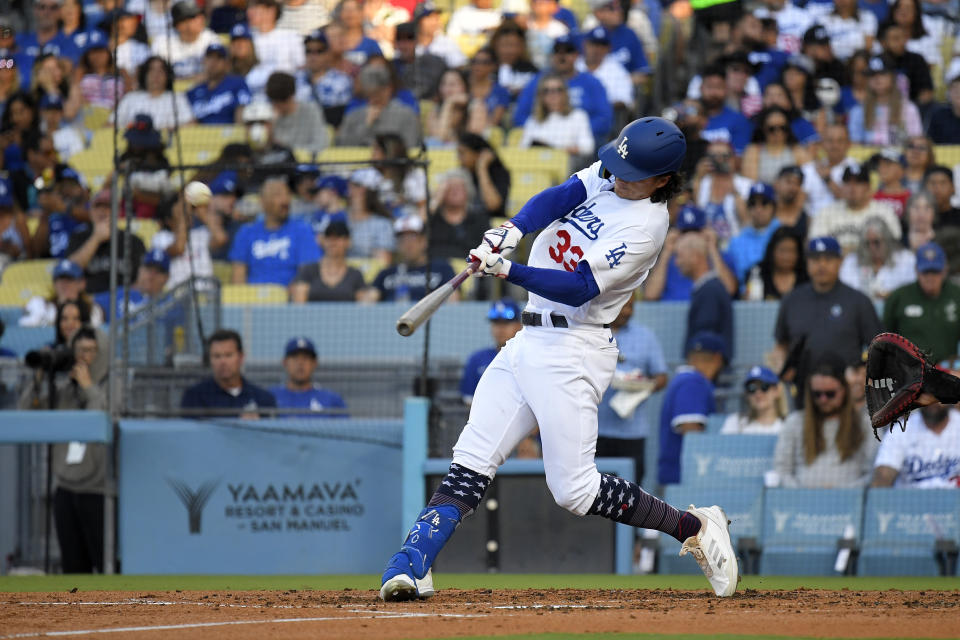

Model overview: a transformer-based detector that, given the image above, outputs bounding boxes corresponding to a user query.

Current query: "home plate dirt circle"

[2,588,959,639]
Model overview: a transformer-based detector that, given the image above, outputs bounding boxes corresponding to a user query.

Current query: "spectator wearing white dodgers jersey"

[378,118,742,603]
[872,402,960,488]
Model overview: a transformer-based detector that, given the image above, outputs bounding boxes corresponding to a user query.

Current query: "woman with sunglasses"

[772,352,877,488]
[838,216,915,301]
[847,56,922,145]
[902,135,934,192]
[741,106,809,184]
[721,366,787,435]
[466,47,510,132]
[519,72,593,157]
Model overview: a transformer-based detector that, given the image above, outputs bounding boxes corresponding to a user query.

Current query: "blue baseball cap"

[807,236,841,257]
[552,33,578,53]
[83,29,109,52]
[314,175,348,198]
[0,177,13,208]
[487,298,520,322]
[685,331,726,356]
[57,166,86,186]
[209,170,238,196]
[304,28,327,45]
[142,248,170,273]
[231,23,253,40]
[52,259,83,280]
[916,242,946,273]
[745,365,778,386]
[205,43,228,57]
[284,336,317,357]
[585,26,610,44]
[747,182,775,203]
[675,204,706,231]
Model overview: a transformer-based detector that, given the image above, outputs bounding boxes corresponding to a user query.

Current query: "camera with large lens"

[25,345,76,372]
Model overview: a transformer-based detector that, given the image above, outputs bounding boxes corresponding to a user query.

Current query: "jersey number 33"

[548,230,583,272]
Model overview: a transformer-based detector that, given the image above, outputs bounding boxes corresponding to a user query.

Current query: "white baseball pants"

[452,324,620,516]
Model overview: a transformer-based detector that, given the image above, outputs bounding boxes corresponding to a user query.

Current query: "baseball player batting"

[380,118,740,601]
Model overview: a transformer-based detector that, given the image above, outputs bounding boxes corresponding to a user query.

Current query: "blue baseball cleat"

[379,552,435,601]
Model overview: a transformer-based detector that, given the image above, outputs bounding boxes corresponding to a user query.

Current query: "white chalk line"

[0,608,486,639]
[492,604,613,610]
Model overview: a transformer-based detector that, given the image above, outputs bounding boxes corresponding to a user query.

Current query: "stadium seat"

[658,484,764,576]
[934,145,960,166]
[82,106,112,130]
[507,170,551,217]
[859,488,960,576]
[317,146,371,164]
[680,433,777,487]
[0,260,55,304]
[760,488,864,575]
[500,148,569,184]
[346,257,386,284]
[120,219,161,248]
[211,261,232,284]
[221,284,289,305]
[486,127,504,149]
[426,149,457,177]
[70,147,114,189]
[505,128,523,147]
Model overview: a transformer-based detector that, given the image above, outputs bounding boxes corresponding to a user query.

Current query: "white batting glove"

[469,245,512,279]
[476,221,522,257]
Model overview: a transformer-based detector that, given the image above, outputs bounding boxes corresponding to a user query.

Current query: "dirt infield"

[2,588,959,639]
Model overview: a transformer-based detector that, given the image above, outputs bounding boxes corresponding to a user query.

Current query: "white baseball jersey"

[874,409,960,488]
[524,160,669,325]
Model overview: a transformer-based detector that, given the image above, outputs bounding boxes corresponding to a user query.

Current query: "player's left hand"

[469,245,511,279]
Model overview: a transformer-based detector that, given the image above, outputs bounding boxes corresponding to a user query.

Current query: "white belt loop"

[541,310,553,328]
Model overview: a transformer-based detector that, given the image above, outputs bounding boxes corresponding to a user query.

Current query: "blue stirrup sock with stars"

[385,463,492,580]
[586,473,701,542]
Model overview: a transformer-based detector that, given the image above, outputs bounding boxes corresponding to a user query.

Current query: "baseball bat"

[396,262,478,337]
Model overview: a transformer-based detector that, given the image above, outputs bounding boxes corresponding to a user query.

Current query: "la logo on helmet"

[617,137,629,159]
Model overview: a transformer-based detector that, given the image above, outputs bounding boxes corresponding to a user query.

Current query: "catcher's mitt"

[865,333,960,439]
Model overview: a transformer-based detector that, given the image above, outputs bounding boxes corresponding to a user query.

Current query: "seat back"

[762,488,864,547]
[221,284,288,305]
[862,488,960,547]
[680,434,777,487]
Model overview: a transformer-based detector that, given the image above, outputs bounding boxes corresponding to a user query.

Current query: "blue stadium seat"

[657,485,763,576]
[859,489,960,576]
[0,324,55,356]
[705,413,727,433]
[760,488,864,575]
[680,434,776,487]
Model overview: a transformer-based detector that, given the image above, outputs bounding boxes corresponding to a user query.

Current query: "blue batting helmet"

[597,117,686,181]
[487,298,520,322]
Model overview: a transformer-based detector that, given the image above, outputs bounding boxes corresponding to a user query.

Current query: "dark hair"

[265,71,296,102]
[650,171,686,205]
[779,64,820,112]
[880,0,927,39]
[136,56,174,92]
[253,0,282,19]
[55,299,91,345]
[22,127,50,154]
[325,220,350,236]
[701,64,726,82]
[457,131,508,176]
[208,328,243,353]
[876,21,904,41]
[758,226,808,298]
[490,18,531,65]
[925,165,953,183]
[79,42,115,76]
[71,326,98,347]
[373,132,410,183]
[761,81,802,120]
[472,45,498,66]
[0,90,39,132]
[751,106,799,144]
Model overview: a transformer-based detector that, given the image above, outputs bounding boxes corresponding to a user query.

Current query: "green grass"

[0,574,957,593]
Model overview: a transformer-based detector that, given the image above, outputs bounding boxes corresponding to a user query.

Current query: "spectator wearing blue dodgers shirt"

[180,329,276,417]
[92,248,170,323]
[296,29,354,129]
[699,65,754,155]
[270,337,347,417]
[460,299,524,404]
[370,215,455,302]
[309,175,349,238]
[589,0,651,82]
[16,0,80,64]
[229,176,321,287]
[727,182,781,286]
[187,44,252,124]
[513,35,613,143]
[597,299,668,486]
[658,331,725,486]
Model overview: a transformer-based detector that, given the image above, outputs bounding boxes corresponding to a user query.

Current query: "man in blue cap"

[576,25,634,115]
[309,175,348,238]
[883,242,960,363]
[460,298,523,404]
[187,43,252,124]
[773,235,882,406]
[92,248,170,322]
[727,182,781,286]
[296,29,353,128]
[658,330,726,486]
[31,166,87,260]
[270,337,347,416]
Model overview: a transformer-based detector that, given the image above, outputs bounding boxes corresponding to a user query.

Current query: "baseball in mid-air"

[184,181,212,206]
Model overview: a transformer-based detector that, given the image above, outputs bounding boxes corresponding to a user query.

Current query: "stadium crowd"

[3,0,960,557]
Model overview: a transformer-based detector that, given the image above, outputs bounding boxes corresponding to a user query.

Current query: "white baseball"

[184,181,212,206]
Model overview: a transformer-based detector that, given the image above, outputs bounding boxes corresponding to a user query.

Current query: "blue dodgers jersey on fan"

[16,31,80,62]
[187,75,252,124]
[93,287,147,323]
[460,347,498,399]
[657,366,715,485]
[270,385,347,417]
[702,107,754,155]
[513,72,612,140]
[228,218,322,285]
[605,23,651,74]
[48,215,86,258]
[597,324,668,439]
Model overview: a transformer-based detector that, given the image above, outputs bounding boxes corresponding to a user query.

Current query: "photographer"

[19,326,108,573]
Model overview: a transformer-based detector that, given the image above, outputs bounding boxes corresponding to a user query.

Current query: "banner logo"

[168,478,220,534]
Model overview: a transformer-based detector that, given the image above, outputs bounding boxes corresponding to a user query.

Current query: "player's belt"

[521,311,610,329]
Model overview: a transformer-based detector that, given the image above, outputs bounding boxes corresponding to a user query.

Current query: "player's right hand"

[475,221,522,257]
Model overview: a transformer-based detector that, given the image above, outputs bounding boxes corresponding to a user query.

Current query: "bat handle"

[450,259,480,291]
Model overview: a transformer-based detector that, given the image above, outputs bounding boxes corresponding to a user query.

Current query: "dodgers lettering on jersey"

[524,160,669,325]
[875,409,960,488]
[187,76,252,124]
